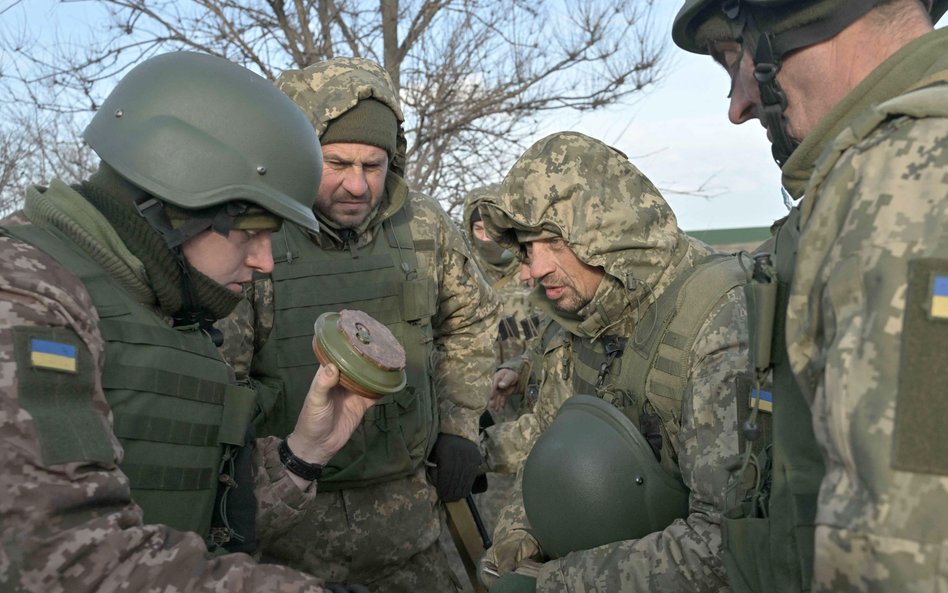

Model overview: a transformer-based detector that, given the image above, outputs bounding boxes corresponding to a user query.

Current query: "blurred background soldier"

[462,185,545,535]
[477,131,751,593]
[0,51,375,593]
[462,184,543,420]
[673,1,948,591]
[217,57,499,592]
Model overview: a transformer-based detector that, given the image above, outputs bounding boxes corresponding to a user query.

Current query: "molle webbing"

[2,223,255,536]
[571,254,747,470]
[626,255,747,449]
[262,208,438,490]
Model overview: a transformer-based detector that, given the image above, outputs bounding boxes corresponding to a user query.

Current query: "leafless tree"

[1,0,666,217]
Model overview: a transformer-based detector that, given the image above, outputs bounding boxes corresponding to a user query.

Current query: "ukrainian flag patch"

[930,275,948,320]
[30,338,78,373]
[750,388,773,413]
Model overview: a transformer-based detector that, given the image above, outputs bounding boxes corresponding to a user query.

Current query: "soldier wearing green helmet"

[673,1,948,592]
[0,51,378,593]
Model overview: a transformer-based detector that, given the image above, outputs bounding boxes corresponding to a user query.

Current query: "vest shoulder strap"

[623,254,749,446]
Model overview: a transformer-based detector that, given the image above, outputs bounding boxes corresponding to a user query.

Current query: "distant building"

[686,226,772,253]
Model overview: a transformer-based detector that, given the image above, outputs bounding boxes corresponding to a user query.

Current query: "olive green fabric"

[893,258,948,475]
[522,395,689,559]
[8,323,113,466]
[78,166,243,323]
[257,206,439,490]
[4,220,256,536]
[721,208,824,593]
[83,51,322,233]
[320,98,399,157]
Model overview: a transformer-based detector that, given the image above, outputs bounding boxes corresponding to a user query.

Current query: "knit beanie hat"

[320,98,398,157]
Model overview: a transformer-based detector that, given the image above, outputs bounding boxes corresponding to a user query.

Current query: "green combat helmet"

[522,395,690,559]
[83,51,322,235]
[672,0,948,165]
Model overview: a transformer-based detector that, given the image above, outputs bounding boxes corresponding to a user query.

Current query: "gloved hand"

[479,528,542,587]
[325,583,371,593]
[427,433,482,501]
[489,573,537,593]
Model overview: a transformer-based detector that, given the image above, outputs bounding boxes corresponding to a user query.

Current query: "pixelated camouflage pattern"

[479,132,750,592]
[217,58,498,591]
[781,29,948,593]
[463,184,542,373]
[277,57,408,177]
[0,191,328,593]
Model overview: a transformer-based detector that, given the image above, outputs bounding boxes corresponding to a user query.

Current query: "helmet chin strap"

[134,196,245,345]
[752,31,800,166]
[723,0,881,166]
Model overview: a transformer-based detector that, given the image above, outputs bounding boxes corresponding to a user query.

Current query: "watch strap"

[278,438,324,481]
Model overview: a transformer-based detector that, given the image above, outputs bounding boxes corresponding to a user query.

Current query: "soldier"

[217,57,499,591]
[672,1,948,592]
[0,51,377,593]
[478,131,751,592]
[462,185,545,535]
[462,184,543,420]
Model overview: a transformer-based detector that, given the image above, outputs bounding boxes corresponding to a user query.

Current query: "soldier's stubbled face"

[316,143,389,229]
[523,237,605,313]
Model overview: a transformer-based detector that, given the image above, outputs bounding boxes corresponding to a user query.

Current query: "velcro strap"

[123,463,216,491]
[113,413,219,446]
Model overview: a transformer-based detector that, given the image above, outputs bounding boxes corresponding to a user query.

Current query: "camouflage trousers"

[259,468,463,593]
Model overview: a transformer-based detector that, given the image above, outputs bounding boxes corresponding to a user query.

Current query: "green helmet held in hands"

[83,51,322,233]
[521,395,690,559]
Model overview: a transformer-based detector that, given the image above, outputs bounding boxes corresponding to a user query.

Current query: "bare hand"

[286,363,375,466]
[489,368,520,412]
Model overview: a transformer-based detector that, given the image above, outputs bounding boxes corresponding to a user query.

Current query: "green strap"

[123,463,217,491]
[625,254,749,452]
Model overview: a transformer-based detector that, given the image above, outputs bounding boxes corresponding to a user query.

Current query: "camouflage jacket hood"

[462,183,519,284]
[277,57,410,245]
[479,132,694,335]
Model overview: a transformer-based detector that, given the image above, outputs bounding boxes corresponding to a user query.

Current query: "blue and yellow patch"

[930,274,948,320]
[750,388,773,413]
[30,338,77,373]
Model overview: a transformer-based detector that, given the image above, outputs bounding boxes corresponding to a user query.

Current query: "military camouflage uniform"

[462,183,542,400]
[217,58,499,592]
[461,185,544,534]
[0,184,328,593]
[479,132,750,592]
[780,27,948,593]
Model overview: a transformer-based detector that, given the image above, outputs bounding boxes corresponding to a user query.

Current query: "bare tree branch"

[0,0,668,217]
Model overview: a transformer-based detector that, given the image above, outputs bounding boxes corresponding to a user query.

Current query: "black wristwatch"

[278,438,324,482]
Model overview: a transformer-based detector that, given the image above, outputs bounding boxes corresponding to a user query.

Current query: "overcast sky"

[5,1,942,232]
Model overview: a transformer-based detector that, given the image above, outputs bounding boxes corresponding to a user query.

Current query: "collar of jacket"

[23,178,154,305]
[782,27,948,198]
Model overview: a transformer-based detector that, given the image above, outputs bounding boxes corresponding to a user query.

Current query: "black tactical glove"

[427,432,482,502]
[325,583,372,593]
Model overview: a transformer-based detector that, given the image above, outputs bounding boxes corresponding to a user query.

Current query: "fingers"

[315,362,340,388]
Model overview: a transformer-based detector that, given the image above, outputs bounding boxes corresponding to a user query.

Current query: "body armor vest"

[3,223,257,539]
[721,207,825,593]
[570,254,748,479]
[259,208,439,490]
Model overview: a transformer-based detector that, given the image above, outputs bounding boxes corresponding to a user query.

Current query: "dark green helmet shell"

[83,51,321,233]
[522,395,690,559]
[673,0,947,54]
